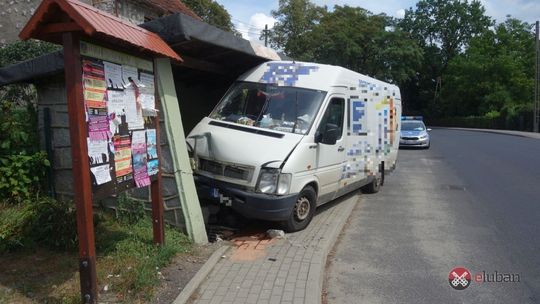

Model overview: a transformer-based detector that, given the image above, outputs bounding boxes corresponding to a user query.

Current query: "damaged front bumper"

[194,174,297,221]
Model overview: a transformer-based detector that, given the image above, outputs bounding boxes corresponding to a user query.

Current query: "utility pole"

[264,24,268,47]
[535,21,539,133]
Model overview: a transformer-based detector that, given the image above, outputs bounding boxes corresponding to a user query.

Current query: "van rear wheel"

[282,186,316,232]
[362,164,383,194]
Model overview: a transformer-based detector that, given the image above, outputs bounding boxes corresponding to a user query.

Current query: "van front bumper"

[194,175,297,221]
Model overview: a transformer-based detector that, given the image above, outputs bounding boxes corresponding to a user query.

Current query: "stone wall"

[0,0,42,45]
[35,75,187,231]
[0,0,158,45]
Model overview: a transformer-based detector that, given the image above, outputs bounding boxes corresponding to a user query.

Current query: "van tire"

[282,186,316,232]
[362,164,382,194]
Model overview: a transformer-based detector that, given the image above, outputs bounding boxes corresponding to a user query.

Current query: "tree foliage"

[442,18,535,117]
[268,2,422,85]
[400,0,492,68]
[182,0,239,35]
[268,0,327,60]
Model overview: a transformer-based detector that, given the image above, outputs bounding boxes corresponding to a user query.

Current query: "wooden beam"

[151,60,165,246]
[40,22,82,35]
[62,32,98,304]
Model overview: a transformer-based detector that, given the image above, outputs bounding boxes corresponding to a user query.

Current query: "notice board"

[80,41,159,199]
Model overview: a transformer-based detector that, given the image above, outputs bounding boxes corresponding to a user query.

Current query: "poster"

[147,159,159,176]
[113,135,133,183]
[131,130,150,187]
[90,164,112,185]
[82,48,158,194]
[124,87,144,130]
[122,65,139,88]
[146,129,157,159]
[88,139,109,165]
[104,61,123,89]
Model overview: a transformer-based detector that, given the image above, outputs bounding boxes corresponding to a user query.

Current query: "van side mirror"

[316,123,338,145]
[427,128,432,132]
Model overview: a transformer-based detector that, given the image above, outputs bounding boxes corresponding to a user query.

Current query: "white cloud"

[235,13,277,42]
[396,9,406,19]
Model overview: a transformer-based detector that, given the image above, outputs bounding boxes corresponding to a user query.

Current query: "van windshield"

[209,82,326,135]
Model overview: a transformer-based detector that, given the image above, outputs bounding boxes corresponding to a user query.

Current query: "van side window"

[318,98,345,140]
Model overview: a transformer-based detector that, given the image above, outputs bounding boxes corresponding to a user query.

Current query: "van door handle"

[338,146,345,152]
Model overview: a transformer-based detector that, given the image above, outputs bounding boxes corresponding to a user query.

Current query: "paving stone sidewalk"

[185,193,358,304]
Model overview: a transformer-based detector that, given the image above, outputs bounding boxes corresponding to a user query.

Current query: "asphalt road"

[325,129,540,303]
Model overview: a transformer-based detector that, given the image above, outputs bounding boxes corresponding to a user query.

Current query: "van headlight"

[257,168,291,195]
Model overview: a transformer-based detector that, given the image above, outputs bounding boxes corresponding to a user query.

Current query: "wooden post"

[62,32,98,304]
[151,60,165,245]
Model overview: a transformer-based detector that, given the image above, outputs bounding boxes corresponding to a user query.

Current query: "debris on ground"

[266,229,285,239]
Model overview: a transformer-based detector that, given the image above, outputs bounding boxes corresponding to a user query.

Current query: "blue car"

[400,118,431,149]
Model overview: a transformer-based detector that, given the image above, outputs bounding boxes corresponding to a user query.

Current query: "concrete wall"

[35,74,188,232]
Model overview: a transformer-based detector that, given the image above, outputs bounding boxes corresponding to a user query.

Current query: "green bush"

[0,202,34,251]
[27,198,78,250]
[0,153,49,203]
[116,193,147,224]
[0,197,78,252]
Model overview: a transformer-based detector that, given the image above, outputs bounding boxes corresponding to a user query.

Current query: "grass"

[0,209,193,303]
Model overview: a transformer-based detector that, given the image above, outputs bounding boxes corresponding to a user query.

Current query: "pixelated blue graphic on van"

[260,63,319,86]
[351,100,365,134]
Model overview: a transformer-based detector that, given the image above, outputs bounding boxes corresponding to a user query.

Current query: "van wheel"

[282,186,316,232]
[362,165,382,194]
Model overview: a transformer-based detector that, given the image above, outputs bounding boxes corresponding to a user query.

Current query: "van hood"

[187,118,303,182]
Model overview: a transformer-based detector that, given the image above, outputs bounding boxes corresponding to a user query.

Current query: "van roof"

[238,61,399,93]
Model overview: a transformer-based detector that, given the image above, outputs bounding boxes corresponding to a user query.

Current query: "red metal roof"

[19,0,182,62]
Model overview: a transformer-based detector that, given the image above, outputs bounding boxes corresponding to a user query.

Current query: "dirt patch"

[152,242,222,304]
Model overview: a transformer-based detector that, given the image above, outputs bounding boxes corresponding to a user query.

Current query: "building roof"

[140,0,201,20]
[19,0,182,62]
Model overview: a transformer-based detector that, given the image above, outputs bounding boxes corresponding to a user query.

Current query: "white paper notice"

[104,61,123,89]
[131,130,146,144]
[91,164,112,185]
[139,72,154,89]
[87,139,109,165]
[107,90,126,114]
[140,93,155,110]
[124,87,144,130]
[122,65,139,88]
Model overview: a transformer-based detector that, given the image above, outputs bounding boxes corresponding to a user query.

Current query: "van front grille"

[199,158,253,182]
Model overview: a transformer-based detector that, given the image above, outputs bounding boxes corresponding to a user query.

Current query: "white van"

[187,61,401,231]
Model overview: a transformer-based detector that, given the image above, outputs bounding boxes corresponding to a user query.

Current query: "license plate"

[210,187,219,198]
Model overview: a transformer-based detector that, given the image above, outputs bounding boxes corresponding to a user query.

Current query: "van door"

[314,96,346,204]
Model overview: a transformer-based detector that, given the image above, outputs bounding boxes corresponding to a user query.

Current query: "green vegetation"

[183,0,239,35]
[267,0,536,130]
[0,40,60,203]
[0,206,192,303]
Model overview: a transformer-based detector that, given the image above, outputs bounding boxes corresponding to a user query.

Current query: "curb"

[432,127,540,139]
[306,196,358,304]
[172,245,231,304]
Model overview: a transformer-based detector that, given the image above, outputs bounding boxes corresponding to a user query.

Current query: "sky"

[216,0,540,43]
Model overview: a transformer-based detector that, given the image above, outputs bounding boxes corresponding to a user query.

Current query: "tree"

[182,0,239,35]
[398,0,492,115]
[442,18,535,117]
[307,6,422,84]
[267,0,327,60]
[400,0,492,68]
